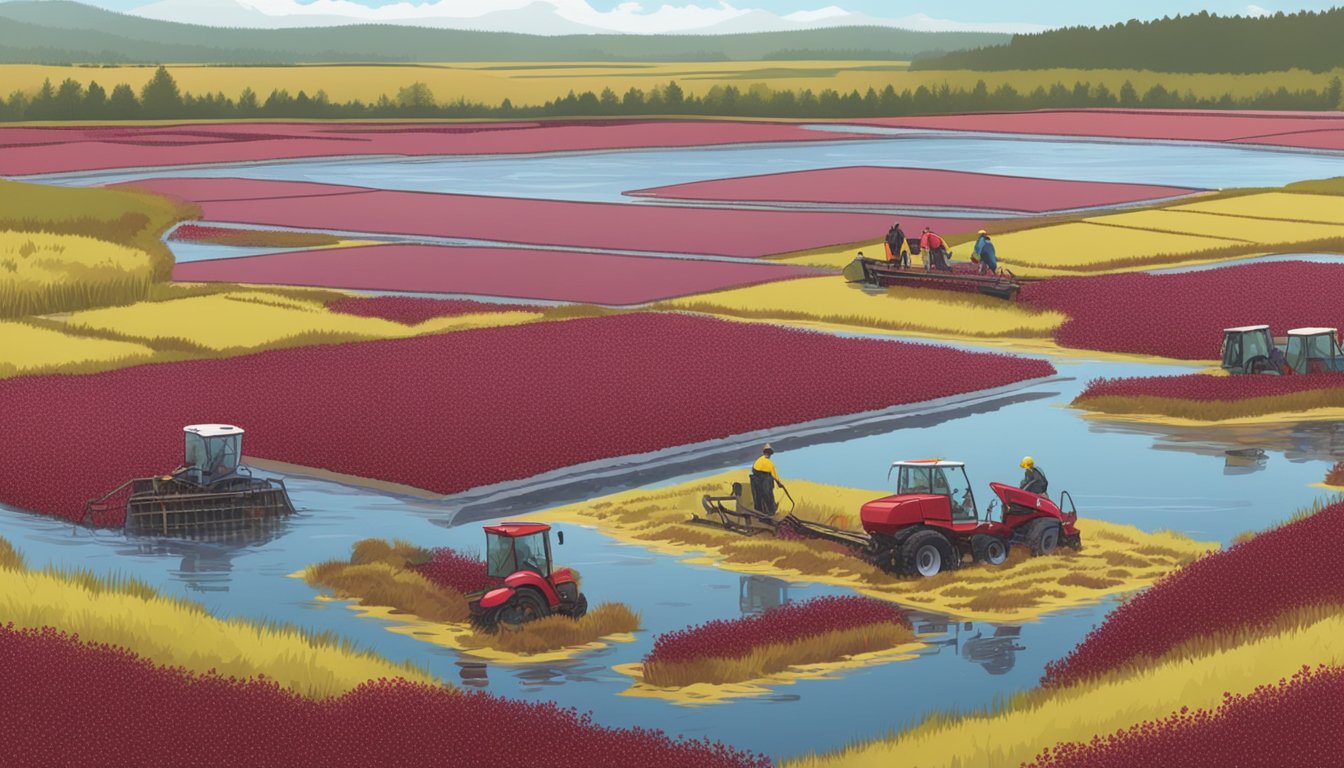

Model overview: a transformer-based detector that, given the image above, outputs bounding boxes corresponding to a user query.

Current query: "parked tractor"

[1221,325,1283,374]
[85,424,294,537]
[1285,327,1344,373]
[468,522,587,630]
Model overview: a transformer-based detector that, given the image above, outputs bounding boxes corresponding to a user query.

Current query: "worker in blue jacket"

[973,230,998,274]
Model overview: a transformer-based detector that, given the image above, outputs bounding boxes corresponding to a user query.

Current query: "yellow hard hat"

[1020,456,1034,469]
[978,229,987,235]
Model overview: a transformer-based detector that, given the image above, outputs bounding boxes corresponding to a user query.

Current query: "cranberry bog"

[1020,262,1344,360]
[630,167,1198,213]
[0,120,873,176]
[0,313,1054,524]
[1073,372,1344,420]
[173,243,826,304]
[0,624,768,768]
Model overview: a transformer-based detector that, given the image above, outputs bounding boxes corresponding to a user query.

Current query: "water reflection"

[1224,448,1268,476]
[740,575,791,616]
[119,522,295,594]
[1088,417,1344,465]
[910,612,1025,676]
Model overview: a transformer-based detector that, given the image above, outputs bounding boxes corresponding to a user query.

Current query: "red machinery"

[468,522,587,630]
[696,458,1081,578]
[854,460,1081,577]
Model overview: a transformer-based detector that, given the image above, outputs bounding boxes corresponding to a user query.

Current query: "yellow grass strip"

[457,603,640,656]
[988,222,1240,271]
[0,231,157,317]
[642,622,916,687]
[531,473,1213,623]
[305,560,471,623]
[7,64,1343,108]
[0,319,156,377]
[1175,192,1344,226]
[1075,390,1344,423]
[173,228,344,248]
[657,276,1064,338]
[1095,208,1344,243]
[783,605,1344,768]
[0,538,434,698]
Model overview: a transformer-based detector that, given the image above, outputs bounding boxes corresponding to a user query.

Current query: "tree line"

[914,8,1344,74]
[3,67,1342,122]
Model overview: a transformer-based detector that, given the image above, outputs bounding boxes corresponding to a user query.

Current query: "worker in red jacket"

[920,227,953,272]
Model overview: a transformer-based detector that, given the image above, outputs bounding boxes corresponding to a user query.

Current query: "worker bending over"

[1019,456,1048,496]
[920,227,953,272]
[751,443,787,516]
[972,230,998,274]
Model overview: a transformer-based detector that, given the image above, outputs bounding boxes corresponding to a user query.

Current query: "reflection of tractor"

[85,424,294,536]
[693,459,1082,578]
[908,612,1026,675]
[739,575,791,615]
[468,523,587,630]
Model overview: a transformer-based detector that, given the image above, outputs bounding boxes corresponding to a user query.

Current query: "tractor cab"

[484,523,554,578]
[1221,325,1280,374]
[883,459,981,525]
[1285,328,1344,374]
[182,424,244,486]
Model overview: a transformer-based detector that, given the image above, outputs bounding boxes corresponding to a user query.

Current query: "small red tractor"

[468,522,587,630]
[695,458,1081,578]
[856,459,1081,577]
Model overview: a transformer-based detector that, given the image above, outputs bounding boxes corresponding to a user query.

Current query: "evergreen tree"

[84,81,107,115]
[107,83,139,119]
[140,66,183,118]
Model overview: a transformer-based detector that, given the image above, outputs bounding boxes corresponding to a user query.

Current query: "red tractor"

[857,459,1081,577]
[467,522,587,630]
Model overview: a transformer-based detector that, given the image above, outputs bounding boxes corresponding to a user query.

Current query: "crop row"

[1019,262,1344,359]
[1040,500,1344,689]
[1076,372,1344,403]
[0,313,1054,524]
[326,296,532,325]
[645,596,908,666]
[0,623,769,768]
[1027,664,1344,768]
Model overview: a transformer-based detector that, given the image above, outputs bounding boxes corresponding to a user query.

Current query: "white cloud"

[130,0,1046,35]
[1245,4,1272,16]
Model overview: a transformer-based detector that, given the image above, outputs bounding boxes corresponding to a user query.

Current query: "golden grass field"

[0,535,435,698]
[657,276,1065,339]
[530,472,1214,623]
[1175,191,1344,225]
[7,63,1343,106]
[304,538,641,659]
[1096,208,1344,243]
[2,286,546,378]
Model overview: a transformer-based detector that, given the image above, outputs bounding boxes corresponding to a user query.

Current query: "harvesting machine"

[693,459,1081,578]
[84,424,295,537]
[468,522,588,630]
[1221,325,1344,375]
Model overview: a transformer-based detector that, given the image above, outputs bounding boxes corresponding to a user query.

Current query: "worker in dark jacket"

[973,230,998,274]
[1019,456,1048,495]
[885,222,908,266]
[750,443,787,516]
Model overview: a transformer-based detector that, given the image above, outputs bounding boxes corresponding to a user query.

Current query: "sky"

[16,0,1344,33]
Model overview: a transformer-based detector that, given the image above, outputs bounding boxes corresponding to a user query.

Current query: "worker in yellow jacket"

[750,443,787,516]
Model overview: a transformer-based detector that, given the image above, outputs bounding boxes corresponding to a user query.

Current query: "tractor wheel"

[565,593,589,620]
[898,530,956,578]
[1025,519,1062,556]
[490,588,549,629]
[971,534,1010,566]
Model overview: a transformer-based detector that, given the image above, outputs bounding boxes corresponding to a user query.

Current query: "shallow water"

[29,132,1344,209]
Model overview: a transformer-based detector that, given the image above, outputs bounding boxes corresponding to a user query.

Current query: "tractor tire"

[566,593,589,620]
[898,529,956,578]
[971,534,1010,566]
[487,587,549,630]
[1024,519,1062,557]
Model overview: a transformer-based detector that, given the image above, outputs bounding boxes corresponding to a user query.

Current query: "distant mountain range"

[0,1,1013,62]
